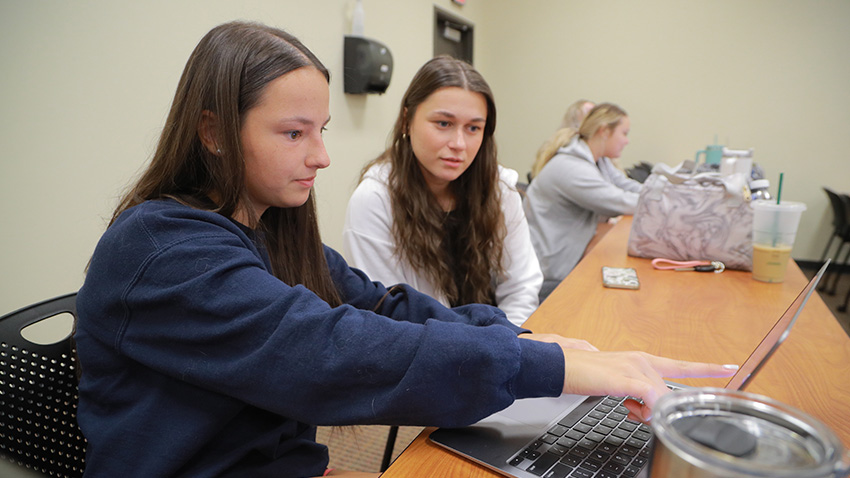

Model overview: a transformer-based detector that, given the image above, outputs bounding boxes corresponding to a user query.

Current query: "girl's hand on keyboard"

[559,350,739,422]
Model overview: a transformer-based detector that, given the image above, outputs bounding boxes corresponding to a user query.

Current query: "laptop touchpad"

[497,394,586,427]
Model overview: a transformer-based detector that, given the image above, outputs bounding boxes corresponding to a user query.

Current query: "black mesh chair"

[840,280,850,313]
[820,188,850,262]
[820,189,850,295]
[0,293,85,477]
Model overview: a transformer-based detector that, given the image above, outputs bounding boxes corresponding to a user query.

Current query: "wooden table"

[382,216,850,477]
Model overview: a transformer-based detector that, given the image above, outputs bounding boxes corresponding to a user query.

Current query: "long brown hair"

[361,56,505,307]
[109,21,341,306]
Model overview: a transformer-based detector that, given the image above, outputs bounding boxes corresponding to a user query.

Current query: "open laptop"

[430,261,830,478]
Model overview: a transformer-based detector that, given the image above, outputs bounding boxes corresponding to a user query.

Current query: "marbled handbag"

[627,164,753,271]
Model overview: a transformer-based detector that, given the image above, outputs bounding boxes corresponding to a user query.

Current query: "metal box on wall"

[343,36,393,95]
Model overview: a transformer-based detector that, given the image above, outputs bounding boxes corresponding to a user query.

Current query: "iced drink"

[752,243,793,282]
[751,201,806,283]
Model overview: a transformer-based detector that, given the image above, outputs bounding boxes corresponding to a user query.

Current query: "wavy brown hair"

[108,21,341,306]
[361,56,505,307]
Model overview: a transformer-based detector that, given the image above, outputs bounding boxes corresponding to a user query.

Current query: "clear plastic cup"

[751,200,806,283]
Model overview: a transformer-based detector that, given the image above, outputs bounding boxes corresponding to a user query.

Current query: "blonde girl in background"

[524,103,643,300]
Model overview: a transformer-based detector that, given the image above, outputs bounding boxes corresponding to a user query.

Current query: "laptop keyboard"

[507,395,652,478]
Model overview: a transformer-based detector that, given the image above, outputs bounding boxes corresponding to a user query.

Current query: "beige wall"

[1,1,848,315]
[477,0,850,262]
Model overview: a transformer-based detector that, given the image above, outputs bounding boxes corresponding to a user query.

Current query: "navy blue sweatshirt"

[76,199,564,477]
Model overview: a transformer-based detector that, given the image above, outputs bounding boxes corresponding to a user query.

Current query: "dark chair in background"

[819,188,850,296]
[820,188,850,263]
[0,293,85,477]
[515,181,529,197]
[625,161,654,183]
[381,425,399,471]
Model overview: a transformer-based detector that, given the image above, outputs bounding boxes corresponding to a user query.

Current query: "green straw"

[773,172,784,247]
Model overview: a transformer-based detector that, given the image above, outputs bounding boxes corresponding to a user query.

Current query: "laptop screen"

[724,261,829,391]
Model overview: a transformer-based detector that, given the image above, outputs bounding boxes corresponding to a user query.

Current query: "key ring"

[651,258,725,273]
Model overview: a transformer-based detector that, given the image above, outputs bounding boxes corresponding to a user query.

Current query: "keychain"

[651,258,725,273]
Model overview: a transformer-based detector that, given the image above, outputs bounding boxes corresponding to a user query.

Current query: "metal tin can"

[650,388,850,477]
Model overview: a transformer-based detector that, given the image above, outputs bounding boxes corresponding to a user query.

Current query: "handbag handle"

[648,162,749,203]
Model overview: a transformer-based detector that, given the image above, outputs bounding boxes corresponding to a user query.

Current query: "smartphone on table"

[601,266,640,290]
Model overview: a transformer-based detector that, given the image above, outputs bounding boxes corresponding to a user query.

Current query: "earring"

[216,148,223,155]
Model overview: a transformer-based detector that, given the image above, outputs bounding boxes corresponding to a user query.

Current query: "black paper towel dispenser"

[344,36,393,94]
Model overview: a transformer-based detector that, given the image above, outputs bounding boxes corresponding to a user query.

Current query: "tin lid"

[651,388,848,477]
